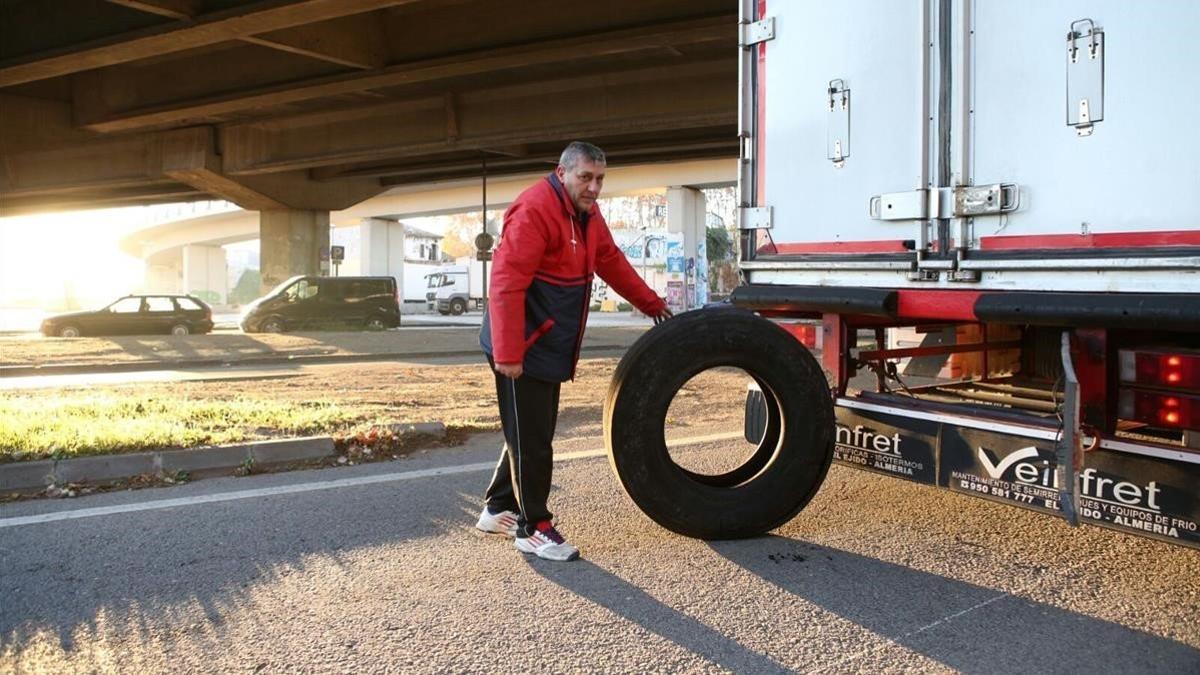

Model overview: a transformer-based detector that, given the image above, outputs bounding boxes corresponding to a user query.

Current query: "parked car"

[40,295,214,337]
[239,276,401,333]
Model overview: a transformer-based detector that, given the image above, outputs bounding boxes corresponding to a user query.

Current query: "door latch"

[827,79,849,168]
[1067,18,1104,136]
[870,184,1020,220]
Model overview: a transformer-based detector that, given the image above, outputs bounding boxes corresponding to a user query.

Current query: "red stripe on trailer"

[980,230,1200,250]
[773,240,911,254]
[895,290,981,321]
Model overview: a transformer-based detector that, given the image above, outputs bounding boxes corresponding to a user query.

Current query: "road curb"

[0,344,629,378]
[0,426,443,494]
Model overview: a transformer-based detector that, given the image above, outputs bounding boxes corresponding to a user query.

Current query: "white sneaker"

[476,507,519,538]
[514,523,580,562]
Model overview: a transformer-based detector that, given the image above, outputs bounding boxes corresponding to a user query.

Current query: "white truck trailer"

[425,258,485,315]
[606,0,1199,548]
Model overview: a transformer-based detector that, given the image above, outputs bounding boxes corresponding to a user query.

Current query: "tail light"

[777,322,820,349]
[1118,348,1200,431]
[1120,349,1200,390]
[1119,390,1200,430]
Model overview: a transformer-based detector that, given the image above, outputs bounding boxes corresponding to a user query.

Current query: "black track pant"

[484,366,561,536]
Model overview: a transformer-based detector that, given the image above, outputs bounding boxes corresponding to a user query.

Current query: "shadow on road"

[708,535,1200,672]
[0,475,483,656]
[528,558,793,673]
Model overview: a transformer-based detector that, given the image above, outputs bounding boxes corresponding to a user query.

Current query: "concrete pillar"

[666,186,708,311]
[181,244,228,305]
[259,209,329,293]
[144,261,181,295]
[359,217,407,299]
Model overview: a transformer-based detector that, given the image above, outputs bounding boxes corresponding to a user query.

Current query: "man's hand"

[495,362,523,379]
[652,307,674,325]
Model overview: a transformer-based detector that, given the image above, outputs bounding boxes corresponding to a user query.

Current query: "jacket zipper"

[569,214,589,379]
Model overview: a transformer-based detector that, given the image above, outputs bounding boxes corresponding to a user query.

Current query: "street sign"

[331,245,345,263]
[476,250,493,262]
[475,232,495,252]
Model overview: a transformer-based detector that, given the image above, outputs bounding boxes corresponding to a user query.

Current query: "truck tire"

[449,297,467,316]
[605,306,834,539]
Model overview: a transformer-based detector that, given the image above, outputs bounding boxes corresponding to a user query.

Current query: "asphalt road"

[2,430,1198,673]
[0,345,633,390]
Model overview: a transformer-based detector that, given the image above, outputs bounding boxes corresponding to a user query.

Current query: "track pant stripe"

[510,376,527,531]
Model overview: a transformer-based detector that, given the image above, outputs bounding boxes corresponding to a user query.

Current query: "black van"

[239,276,400,333]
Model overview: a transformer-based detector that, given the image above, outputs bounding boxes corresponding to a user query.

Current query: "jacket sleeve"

[489,201,549,364]
[592,217,667,315]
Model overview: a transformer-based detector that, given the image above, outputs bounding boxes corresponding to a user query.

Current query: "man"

[477,141,673,562]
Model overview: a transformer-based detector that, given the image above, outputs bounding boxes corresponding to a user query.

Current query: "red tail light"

[1119,389,1200,431]
[1120,349,1200,391]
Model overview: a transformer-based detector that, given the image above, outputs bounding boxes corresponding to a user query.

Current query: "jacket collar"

[546,172,575,216]
[546,172,591,225]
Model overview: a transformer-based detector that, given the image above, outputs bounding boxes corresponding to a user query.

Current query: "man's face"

[556,159,605,213]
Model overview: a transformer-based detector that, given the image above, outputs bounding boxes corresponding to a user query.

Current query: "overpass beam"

[260,209,330,293]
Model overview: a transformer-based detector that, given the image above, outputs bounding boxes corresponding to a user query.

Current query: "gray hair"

[558,141,606,171]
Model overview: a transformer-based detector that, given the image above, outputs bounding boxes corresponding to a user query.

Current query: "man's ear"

[554,165,566,180]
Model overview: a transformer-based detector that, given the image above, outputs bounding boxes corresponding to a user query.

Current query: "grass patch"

[0,393,361,462]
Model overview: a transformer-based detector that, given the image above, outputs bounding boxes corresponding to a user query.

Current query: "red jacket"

[480,174,666,381]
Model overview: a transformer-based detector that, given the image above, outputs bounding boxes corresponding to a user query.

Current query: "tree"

[706,226,733,262]
[229,269,262,305]
[438,210,501,259]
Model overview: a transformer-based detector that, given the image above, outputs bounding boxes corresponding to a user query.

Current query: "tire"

[260,317,285,333]
[58,325,81,338]
[604,306,834,539]
[364,317,387,331]
[169,323,190,336]
[449,298,467,316]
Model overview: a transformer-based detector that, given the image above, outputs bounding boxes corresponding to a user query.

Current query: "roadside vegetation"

[0,394,361,461]
[0,355,742,464]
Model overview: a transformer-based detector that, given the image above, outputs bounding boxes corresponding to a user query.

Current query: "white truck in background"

[425,257,485,315]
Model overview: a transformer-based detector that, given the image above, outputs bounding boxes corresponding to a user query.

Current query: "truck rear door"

[956,0,1200,291]
[742,0,1199,292]
[752,0,932,257]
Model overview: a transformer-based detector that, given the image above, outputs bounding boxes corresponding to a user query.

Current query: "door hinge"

[870,184,1020,221]
[740,17,775,47]
[738,206,773,230]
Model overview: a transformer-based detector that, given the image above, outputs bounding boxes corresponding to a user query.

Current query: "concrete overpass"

[1,0,738,288]
[120,157,736,304]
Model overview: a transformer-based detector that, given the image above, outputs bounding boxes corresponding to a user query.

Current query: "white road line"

[0,431,743,529]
